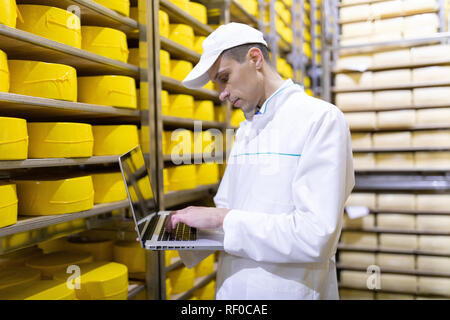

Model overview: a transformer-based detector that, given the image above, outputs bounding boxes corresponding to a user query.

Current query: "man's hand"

[165,206,230,232]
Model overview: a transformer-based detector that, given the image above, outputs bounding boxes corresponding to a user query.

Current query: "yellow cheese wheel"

[168,0,189,11]
[376,110,416,129]
[377,193,415,211]
[417,256,450,273]
[128,48,139,66]
[66,238,114,262]
[0,266,41,290]
[54,261,128,299]
[194,280,215,300]
[194,100,215,121]
[353,153,375,170]
[16,5,81,48]
[415,152,450,168]
[0,183,18,228]
[92,172,127,204]
[340,271,369,290]
[113,241,146,273]
[0,49,9,92]
[169,24,194,49]
[336,54,373,71]
[344,112,376,130]
[418,276,450,296]
[340,289,374,300]
[92,125,139,156]
[346,192,376,208]
[16,176,94,215]
[237,0,258,15]
[161,90,170,115]
[27,122,93,158]
[416,194,450,212]
[412,130,450,148]
[26,251,93,279]
[193,36,206,54]
[419,235,450,254]
[166,129,193,156]
[335,72,373,89]
[188,2,207,24]
[376,293,415,300]
[0,117,28,160]
[166,165,197,192]
[193,131,215,155]
[374,90,412,108]
[231,109,246,127]
[373,131,411,148]
[169,94,194,118]
[171,60,193,81]
[93,0,130,17]
[373,49,411,68]
[140,81,149,110]
[160,50,171,77]
[81,26,129,63]
[196,163,219,186]
[159,10,169,37]
[0,279,76,300]
[78,75,137,109]
[0,247,43,269]
[9,60,77,102]
[343,215,375,229]
[167,266,195,294]
[0,0,17,28]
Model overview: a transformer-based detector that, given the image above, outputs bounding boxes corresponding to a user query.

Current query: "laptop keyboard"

[157,216,197,241]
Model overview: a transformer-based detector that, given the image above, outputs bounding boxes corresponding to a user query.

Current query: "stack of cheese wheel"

[0,183,18,228]
[188,1,207,24]
[81,26,129,63]
[113,241,146,274]
[0,0,17,28]
[167,266,195,295]
[65,237,114,261]
[53,262,129,300]
[165,165,197,192]
[0,117,28,160]
[93,125,139,156]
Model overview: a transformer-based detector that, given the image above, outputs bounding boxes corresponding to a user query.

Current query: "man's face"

[208,52,262,117]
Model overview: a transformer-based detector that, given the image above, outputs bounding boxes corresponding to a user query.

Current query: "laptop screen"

[119,146,157,241]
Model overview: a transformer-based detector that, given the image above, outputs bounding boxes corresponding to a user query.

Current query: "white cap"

[182,23,268,89]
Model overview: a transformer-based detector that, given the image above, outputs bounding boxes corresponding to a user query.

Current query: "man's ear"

[248,47,264,69]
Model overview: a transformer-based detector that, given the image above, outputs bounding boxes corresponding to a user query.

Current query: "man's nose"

[219,88,230,102]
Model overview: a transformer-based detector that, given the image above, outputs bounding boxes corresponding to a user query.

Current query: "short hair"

[221,43,271,65]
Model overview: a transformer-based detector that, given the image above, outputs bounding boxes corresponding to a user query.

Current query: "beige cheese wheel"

[346,192,377,208]
[340,271,370,290]
[404,13,440,30]
[373,17,404,34]
[340,5,371,22]
[415,152,450,168]
[419,236,450,254]
[372,131,412,148]
[351,133,373,148]
[412,66,450,83]
[413,87,450,107]
[343,214,375,228]
[374,90,412,108]
[373,49,411,68]
[336,92,373,111]
[417,215,450,232]
[412,130,450,148]
[345,112,376,129]
[336,54,373,71]
[373,70,411,87]
[404,0,439,15]
[375,152,414,169]
[353,153,376,170]
[341,232,378,248]
[379,234,418,250]
[377,253,415,270]
[411,44,450,63]
[339,252,376,268]
[376,293,415,300]
[404,26,438,39]
[417,256,450,273]
[340,36,370,47]
[416,194,450,211]
[377,193,416,210]
[370,32,402,44]
[418,277,450,296]
[335,72,373,89]
[340,289,375,300]
[371,0,404,19]
[341,21,373,38]
[416,109,450,126]
[380,274,417,293]
[377,214,416,230]
[376,110,416,129]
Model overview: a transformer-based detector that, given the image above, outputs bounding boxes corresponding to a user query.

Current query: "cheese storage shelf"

[337,264,450,278]
[172,270,217,300]
[127,282,146,300]
[367,208,450,216]
[162,115,227,130]
[342,227,450,236]
[0,92,140,122]
[0,25,139,79]
[337,284,449,299]
[0,156,119,170]
[338,0,394,8]
[343,104,450,113]
[339,8,439,24]
[350,124,450,133]
[229,0,260,26]
[338,244,450,258]
[160,37,200,64]
[353,147,450,153]
[333,58,450,73]
[333,81,450,93]
[16,0,139,37]
[354,174,450,191]
[161,76,220,102]
[165,258,183,272]
[164,183,220,209]
[159,0,213,36]
[355,168,450,173]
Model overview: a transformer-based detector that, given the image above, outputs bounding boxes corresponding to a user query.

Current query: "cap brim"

[182,53,220,89]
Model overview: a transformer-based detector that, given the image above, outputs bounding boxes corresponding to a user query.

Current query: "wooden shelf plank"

[333,81,450,93]
[342,227,450,236]
[164,184,219,208]
[339,8,438,24]
[353,147,450,153]
[337,264,450,278]
[0,156,119,170]
[341,104,450,113]
[161,76,220,102]
[334,58,450,73]
[230,0,259,26]
[350,124,450,133]
[160,37,200,64]
[162,115,226,129]
[337,244,450,257]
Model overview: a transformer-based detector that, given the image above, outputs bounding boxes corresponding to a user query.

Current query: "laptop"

[119,145,224,250]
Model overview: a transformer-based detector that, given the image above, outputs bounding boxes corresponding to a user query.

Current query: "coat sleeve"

[222,108,355,264]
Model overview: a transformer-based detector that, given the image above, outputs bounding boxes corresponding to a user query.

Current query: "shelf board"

[354,173,450,191]
[164,183,219,208]
[0,156,119,170]
[0,24,139,79]
[350,124,450,133]
[338,244,450,257]
[355,168,450,173]
[337,264,450,278]
[159,0,213,36]
[165,258,183,272]
[338,284,449,299]
[162,115,226,129]
[160,37,200,64]
[163,152,225,163]
[0,92,141,122]
[369,209,450,216]
[342,227,450,236]
[0,201,129,238]
[161,76,220,102]
[353,147,450,153]
[333,81,450,93]
[230,0,259,26]
[339,8,438,24]
[342,104,450,113]
[172,271,216,300]
[127,283,146,300]
[17,0,139,37]
[334,58,450,73]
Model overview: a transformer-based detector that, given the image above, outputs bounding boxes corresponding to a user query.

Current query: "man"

[165,23,354,300]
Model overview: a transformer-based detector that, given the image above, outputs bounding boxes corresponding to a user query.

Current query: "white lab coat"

[180,80,354,300]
